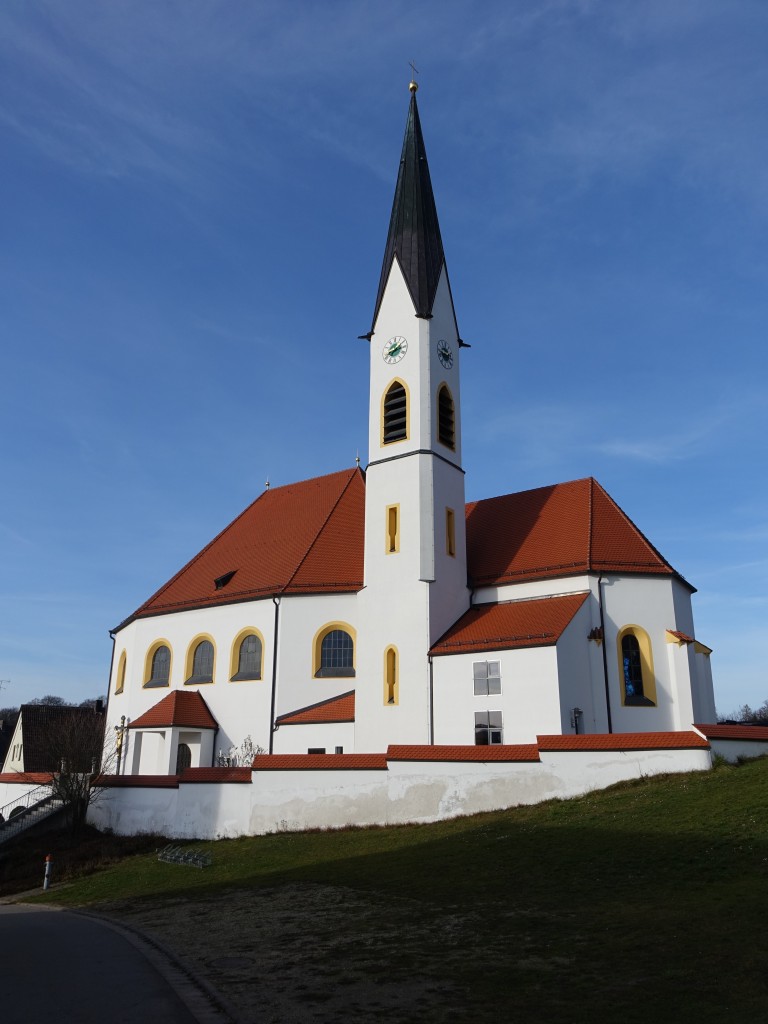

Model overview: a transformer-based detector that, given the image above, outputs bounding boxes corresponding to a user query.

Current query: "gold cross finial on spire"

[409,60,419,93]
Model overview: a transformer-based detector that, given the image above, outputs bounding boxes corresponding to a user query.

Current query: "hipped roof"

[119,471,683,629]
[129,690,218,730]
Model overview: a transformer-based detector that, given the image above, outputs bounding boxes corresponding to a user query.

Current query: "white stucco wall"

[555,599,601,734]
[705,739,768,763]
[272,722,355,755]
[432,644,566,746]
[89,743,712,839]
[0,779,49,817]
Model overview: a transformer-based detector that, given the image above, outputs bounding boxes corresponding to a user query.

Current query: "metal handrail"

[0,783,53,822]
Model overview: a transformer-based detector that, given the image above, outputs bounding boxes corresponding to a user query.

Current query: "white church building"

[82,85,727,837]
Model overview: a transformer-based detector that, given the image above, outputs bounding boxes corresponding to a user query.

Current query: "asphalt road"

[0,904,231,1023]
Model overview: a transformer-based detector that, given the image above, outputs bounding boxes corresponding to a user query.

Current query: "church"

[103,83,717,783]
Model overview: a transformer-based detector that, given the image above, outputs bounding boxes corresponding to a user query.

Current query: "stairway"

[0,786,66,845]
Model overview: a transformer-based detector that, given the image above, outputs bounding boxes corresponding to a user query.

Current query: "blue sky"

[1,1,766,716]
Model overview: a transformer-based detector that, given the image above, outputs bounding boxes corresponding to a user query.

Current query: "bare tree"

[34,706,112,833]
[718,700,768,725]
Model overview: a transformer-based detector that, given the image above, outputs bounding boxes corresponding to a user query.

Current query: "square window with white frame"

[473,660,501,695]
[475,711,503,745]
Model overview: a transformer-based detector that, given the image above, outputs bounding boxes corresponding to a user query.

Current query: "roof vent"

[214,570,237,591]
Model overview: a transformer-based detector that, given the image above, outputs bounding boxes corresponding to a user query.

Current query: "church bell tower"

[356,82,470,749]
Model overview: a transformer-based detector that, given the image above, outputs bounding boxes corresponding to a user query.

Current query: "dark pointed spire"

[371,87,446,330]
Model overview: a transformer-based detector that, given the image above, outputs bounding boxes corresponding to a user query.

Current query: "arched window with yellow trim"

[617,626,657,707]
[185,637,215,685]
[231,632,263,681]
[314,623,356,678]
[115,650,127,694]
[382,380,408,444]
[144,642,172,688]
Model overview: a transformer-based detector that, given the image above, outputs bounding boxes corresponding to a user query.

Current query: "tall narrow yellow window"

[384,646,399,705]
[446,508,456,557]
[386,504,400,553]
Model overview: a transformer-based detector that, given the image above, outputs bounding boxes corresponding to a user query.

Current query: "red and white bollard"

[43,853,53,891]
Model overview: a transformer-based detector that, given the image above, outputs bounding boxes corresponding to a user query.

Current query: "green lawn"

[37,757,768,1023]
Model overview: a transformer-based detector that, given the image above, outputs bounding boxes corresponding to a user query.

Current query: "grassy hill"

[24,757,768,1022]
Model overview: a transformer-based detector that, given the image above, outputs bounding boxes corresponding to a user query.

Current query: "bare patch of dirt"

[102,883,469,1024]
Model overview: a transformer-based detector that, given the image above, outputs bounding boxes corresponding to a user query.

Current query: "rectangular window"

[386,504,400,553]
[308,747,326,754]
[475,711,503,745]
[446,508,456,557]
[473,661,501,695]
[335,746,344,755]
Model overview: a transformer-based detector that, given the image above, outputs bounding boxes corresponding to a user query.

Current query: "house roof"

[121,467,365,625]
[275,691,355,726]
[431,592,590,656]
[129,690,218,730]
[117,471,686,630]
[371,90,447,330]
[15,705,105,773]
[466,477,685,588]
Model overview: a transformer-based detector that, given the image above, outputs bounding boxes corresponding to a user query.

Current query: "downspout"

[598,576,613,733]
[428,655,435,744]
[105,630,117,771]
[269,596,281,754]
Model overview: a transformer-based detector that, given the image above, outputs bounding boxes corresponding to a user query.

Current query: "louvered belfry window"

[383,382,407,443]
[438,385,455,449]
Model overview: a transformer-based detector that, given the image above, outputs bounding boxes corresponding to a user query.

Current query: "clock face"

[437,339,454,369]
[383,336,408,364]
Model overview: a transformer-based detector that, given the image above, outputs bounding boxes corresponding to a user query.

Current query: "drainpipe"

[269,596,281,754]
[428,655,435,744]
[104,630,117,772]
[104,630,116,722]
[598,576,613,733]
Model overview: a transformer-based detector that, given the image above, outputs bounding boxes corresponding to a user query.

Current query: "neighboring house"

[102,85,717,786]
[0,715,18,769]
[1,704,105,775]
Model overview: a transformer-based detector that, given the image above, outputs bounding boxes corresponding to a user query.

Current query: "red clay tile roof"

[96,775,180,788]
[387,744,540,762]
[253,753,387,771]
[695,723,768,741]
[276,691,355,726]
[118,471,687,627]
[431,592,589,655]
[667,630,695,643]
[121,468,365,625]
[0,772,53,785]
[128,690,218,730]
[96,768,251,786]
[537,731,709,751]
[466,477,685,588]
[178,767,252,783]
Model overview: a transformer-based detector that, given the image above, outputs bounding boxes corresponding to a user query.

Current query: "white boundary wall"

[87,745,711,840]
